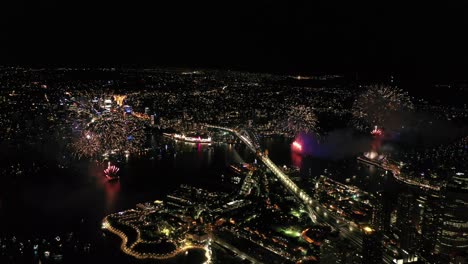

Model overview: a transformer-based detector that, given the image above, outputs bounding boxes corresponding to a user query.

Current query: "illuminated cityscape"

[0,67,466,264]
[1,2,468,264]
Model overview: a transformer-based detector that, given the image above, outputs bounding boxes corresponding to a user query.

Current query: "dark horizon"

[2,2,468,80]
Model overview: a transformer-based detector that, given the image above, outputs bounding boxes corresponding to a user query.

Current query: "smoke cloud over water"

[296,129,373,160]
[295,112,468,160]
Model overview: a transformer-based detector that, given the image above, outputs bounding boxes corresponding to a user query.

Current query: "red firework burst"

[104,163,120,179]
[371,126,383,137]
[292,141,303,151]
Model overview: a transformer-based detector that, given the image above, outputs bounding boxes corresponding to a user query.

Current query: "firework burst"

[292,141,303,151]
[72,111,145,158]
[352,85,413,131]
[104,162,120,179]
[72,131,102,157]
[279,105,318,137]
[371,126,384,137]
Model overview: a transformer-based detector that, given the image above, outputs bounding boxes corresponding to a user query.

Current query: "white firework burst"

[352,85,413,130]
[73,111,145,158]
[278,105,318,136]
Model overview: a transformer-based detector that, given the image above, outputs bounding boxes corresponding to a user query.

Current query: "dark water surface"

[1,135,403,263]
[0,140,251,237]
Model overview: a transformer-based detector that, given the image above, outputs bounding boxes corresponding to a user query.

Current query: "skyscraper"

[437,173,468,264]
[396,192,418,253]
[371,191,391,233]
[362,227,383,264]
[420,192,443,262]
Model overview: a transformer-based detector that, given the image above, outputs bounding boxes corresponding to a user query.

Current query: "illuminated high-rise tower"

[437,173,468,264]
[396,192,418,253]
[362,227,383,264]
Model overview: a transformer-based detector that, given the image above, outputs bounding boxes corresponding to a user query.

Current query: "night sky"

[2,2,468,76]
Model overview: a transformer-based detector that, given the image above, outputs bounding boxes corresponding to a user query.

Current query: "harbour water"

[0,134,401,263]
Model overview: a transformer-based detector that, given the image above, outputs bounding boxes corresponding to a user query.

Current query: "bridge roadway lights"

[210,125,315,210]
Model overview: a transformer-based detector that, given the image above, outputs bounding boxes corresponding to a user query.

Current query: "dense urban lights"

[1,67,466,264]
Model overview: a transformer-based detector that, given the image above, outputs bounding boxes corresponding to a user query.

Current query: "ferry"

[357,151,400,175]
[357,153,387,170]
[163,132,212,143]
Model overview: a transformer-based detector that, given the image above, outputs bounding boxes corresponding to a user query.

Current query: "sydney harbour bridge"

[206,124,393,263]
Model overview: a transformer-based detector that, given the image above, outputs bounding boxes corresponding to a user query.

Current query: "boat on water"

[163,132,212,143]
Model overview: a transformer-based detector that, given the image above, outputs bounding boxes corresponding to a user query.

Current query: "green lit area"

[277,227,301,238]
[290,208,307,218]
[242,214,258,224]
[290,210,301,218]
[161,228,171,237]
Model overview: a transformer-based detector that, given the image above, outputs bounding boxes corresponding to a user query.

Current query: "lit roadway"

[213,236,263,264]
[207,125,393,263]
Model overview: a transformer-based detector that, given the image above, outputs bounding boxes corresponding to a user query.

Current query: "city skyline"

[0,2,467,264]
[0,68,466,263]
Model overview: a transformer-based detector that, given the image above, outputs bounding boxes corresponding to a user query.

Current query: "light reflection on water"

[1,135,400,240]
[0,139,247,238]
[263,135,399,194]
[291,151,303,168]
[104,181,121,213]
